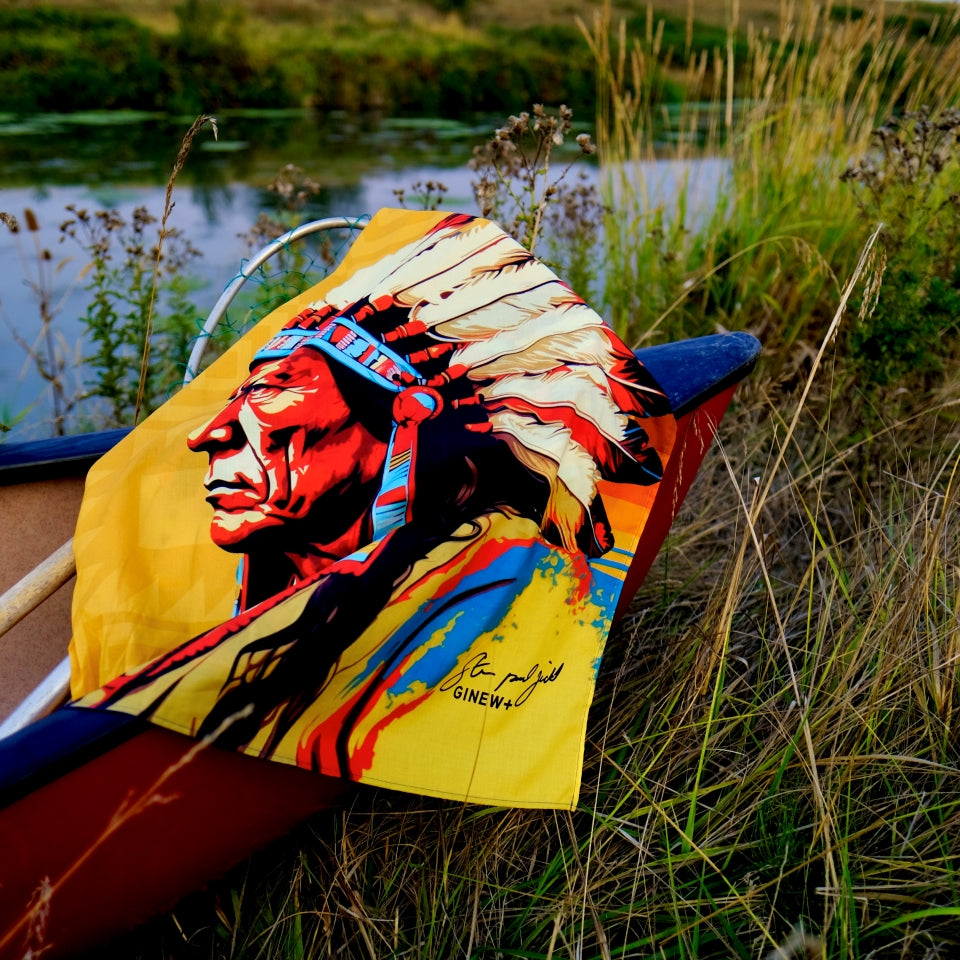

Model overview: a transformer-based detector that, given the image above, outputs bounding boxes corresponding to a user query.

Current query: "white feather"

[453,319,614,373]
[488,411,600,508]
[420,279,569,339]
[323,220,515,312]
[479,370,628,444]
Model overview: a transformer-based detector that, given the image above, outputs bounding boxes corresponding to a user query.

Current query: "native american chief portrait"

[76,211,677,808]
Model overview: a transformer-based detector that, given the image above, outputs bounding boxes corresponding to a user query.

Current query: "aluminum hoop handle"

[183,215,370,383]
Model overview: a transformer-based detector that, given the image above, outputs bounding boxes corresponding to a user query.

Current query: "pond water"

[0,109,727,440]
[0,110,491,438]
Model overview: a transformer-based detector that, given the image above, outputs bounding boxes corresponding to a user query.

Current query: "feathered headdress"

[251,214,674,555]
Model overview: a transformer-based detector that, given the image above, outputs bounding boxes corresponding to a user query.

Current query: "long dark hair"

[190,334,552,759]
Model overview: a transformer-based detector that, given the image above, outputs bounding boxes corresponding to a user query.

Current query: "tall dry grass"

[585,1,960,367]
[79,5,960,959]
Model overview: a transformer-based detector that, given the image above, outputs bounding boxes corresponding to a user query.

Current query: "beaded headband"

[252,309,421,392]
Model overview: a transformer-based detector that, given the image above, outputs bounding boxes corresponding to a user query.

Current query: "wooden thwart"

[0,538,75,739]
[0,538,75,641]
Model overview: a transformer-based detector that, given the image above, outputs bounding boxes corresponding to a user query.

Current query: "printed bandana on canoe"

[69,209,677,809]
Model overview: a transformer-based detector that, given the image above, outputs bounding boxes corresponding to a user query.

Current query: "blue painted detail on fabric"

[340,538,618,701]
[232,556,245,618]
[536,551,568,589]
[371,428,412,540]
[584,565,620,633]
[253,315,420,392]
[371,501,408,540]
[342,542,544,694]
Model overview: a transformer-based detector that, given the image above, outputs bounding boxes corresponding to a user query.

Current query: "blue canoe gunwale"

[0,331,760,959]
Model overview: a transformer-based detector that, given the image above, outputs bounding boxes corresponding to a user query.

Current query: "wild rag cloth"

[70,209,676,809]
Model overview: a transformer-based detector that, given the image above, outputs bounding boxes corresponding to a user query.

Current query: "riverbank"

[3,4,960,956]
[2,1,954,117]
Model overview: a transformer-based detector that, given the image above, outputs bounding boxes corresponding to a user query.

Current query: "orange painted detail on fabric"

[596,477,660,509]
[383,319,428,343]
[566,550,594,605]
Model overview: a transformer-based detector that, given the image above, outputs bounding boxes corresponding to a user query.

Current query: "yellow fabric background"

[70,209,450,696]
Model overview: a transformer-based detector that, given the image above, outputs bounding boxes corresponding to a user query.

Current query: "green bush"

[0,9,165,112]
[0,5,599,118]
[306,30,596,117]
[0,5,292,115]
[842,108,960,385]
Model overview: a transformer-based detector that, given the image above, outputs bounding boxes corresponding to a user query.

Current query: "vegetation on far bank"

[1,0,957,116]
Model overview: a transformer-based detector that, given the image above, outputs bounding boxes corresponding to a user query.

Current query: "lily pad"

[200,140,250,153]
[45,110,159,127]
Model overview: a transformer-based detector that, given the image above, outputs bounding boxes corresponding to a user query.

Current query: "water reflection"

[0,110,491,438]
[0,109,727,440]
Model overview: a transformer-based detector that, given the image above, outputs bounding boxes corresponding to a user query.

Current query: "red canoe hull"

[0,725,349,959]
[0,386,740,959]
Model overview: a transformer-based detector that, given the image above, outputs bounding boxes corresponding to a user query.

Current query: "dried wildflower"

[393,180,448,211]
[132,206,157,233]
[470,104,597,255]
[0,211,18,234]
[239,210,290,249]
[24,208,39,232]
[268,163,320,214]
[576,133,597,155]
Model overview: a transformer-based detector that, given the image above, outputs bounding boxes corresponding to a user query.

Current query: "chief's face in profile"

[187,349,388,553]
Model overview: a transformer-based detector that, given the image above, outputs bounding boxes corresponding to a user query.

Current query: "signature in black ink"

[439,651,496,692]
[494,661,564,706]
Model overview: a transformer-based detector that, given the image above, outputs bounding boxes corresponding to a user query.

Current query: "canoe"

[0,330,758,958]
[0,208,761,955]
[0,429,129,727]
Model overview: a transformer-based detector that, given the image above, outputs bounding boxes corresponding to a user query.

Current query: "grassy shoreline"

[4,2,960,957]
